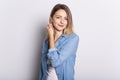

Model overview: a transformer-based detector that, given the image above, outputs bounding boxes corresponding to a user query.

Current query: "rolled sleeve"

[47,48,59,61]
[48,48,57,52]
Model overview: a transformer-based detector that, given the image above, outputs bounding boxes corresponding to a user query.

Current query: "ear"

[49,17,53,23]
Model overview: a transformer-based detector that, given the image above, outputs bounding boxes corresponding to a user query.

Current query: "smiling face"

[51,9,68,32]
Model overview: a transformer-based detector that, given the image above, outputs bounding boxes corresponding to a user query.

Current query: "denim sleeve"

[39,40,45,80]
[39,39,48,80]
[47,35,79,67]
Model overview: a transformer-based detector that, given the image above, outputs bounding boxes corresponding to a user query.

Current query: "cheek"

[53,21,58,26]
[53,19,59,24]
[65,21,68,25]
[52,21,58,27]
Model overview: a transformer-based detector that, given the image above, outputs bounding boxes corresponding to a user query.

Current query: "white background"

[0,0,120,80]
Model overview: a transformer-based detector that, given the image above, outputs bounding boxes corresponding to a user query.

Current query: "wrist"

[49,35,54,39]
[49,38,55,48]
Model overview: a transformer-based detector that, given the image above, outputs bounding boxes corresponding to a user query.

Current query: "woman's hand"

[47,23,54,38]
[47,23,55,48]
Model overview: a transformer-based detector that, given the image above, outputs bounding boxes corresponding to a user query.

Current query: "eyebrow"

[55,15,67,17]
[55,15,62,16]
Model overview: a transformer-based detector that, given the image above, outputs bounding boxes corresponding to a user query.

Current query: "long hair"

[46,4,74,39]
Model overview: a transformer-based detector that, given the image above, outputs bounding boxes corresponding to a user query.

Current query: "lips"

[58,24,64,27]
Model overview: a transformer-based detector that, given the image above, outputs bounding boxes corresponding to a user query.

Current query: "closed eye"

[56,16,60,19]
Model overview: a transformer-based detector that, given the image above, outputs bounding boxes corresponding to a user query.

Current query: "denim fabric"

[39,33,80,80]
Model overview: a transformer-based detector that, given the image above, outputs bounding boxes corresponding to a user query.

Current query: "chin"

[54,26,66,31]
[55,28,63,32]
[57,29,63,32]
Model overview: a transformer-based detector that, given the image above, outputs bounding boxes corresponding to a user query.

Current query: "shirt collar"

[61,34,68,38]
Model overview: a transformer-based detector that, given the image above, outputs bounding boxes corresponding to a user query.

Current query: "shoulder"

[67,33,79,40]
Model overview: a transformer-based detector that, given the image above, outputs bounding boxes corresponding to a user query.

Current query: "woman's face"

[52,9,68,32]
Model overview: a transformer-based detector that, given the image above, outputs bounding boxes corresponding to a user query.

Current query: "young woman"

[39,3,79,80]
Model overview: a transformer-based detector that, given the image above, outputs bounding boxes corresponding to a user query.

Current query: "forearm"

[49,36,55,48]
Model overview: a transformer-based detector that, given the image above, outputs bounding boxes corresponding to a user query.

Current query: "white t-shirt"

[47,59,58,80]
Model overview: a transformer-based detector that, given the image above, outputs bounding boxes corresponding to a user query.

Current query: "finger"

[48,23,53,28]
[47,24,51,29]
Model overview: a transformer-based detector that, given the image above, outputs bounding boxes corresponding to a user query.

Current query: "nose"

[60,18,64,24]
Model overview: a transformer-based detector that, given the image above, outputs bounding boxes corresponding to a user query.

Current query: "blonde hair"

[46,4,74,39]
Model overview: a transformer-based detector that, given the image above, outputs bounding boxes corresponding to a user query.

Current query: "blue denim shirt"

[39,33,79,80]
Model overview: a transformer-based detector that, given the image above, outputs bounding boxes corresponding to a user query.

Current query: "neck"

[54,30,63,42]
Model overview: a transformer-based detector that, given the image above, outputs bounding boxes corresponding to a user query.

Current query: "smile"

[58,24,64,27]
